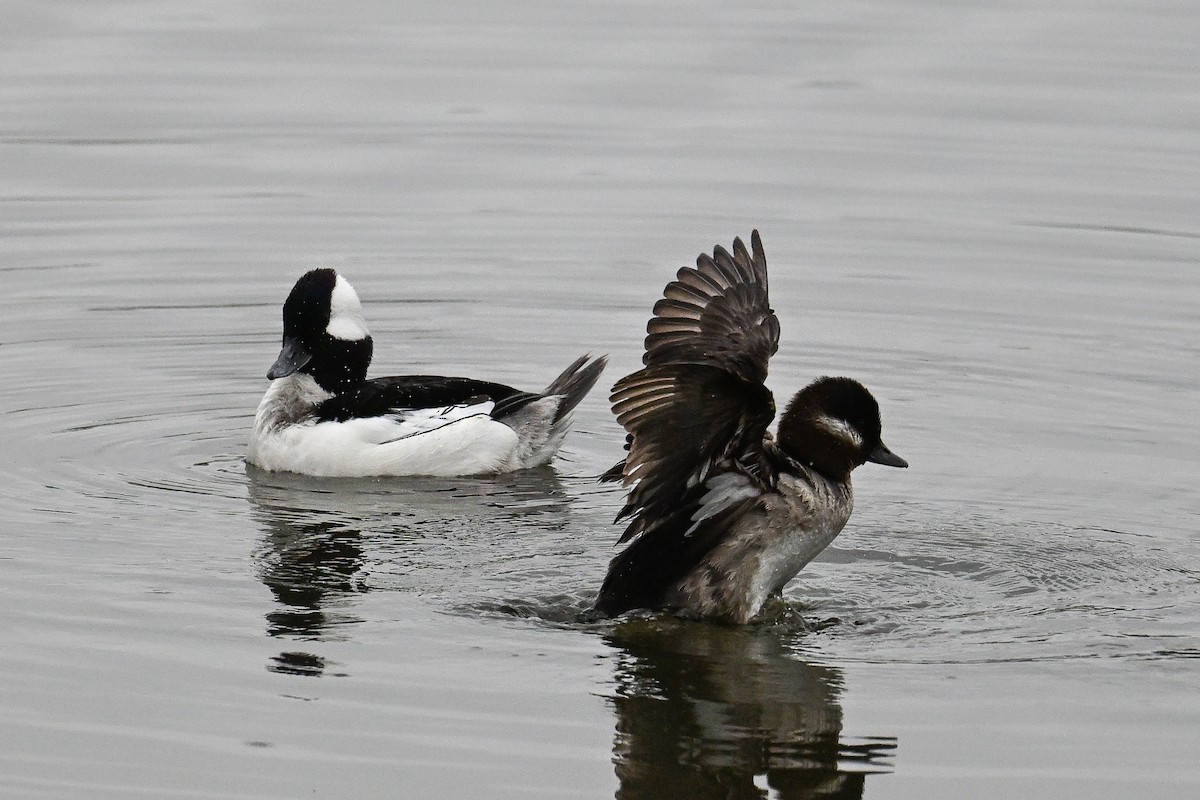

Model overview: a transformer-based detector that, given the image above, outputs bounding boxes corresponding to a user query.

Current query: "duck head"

[777,376,907,482]
[268,268,373,395]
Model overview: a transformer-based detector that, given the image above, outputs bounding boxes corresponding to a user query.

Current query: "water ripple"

[797,506,1200,665]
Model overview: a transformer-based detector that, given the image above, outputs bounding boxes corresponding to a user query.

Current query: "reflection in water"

[605,620,895,799]
[248,475,370,676]
[268,650,346,678]
[257,518,367,640]
[246,466,575,674]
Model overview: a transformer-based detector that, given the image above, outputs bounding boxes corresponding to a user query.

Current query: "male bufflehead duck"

[247,268,606,477]
[592,231,906,624]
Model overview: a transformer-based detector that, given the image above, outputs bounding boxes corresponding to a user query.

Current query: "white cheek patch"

[326,274,370,341]
[814,414,864,449]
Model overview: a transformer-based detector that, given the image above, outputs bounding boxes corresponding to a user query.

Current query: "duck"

[591,231,906,624]
[247,268,606,477]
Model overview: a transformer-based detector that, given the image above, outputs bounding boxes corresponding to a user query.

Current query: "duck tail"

[544,354,607,423]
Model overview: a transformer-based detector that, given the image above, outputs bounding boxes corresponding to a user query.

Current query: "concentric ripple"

[789,504,1200,665]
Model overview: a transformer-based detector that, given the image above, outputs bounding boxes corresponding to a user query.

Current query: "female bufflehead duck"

[592,231,906,624]
[247,268,606,477]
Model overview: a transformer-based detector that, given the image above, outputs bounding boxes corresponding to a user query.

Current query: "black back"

[314,375,532,422]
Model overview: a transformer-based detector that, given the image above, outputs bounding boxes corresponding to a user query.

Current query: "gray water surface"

[2,2,1198,798]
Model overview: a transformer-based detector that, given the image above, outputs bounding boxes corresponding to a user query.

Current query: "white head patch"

[814,413,864,449]
[325,274,370,341]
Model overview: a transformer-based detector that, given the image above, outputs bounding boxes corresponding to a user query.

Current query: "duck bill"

[267,336,312,380]
[867,440,908,468]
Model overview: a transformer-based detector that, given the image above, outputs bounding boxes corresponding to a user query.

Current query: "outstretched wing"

[642,229,779,381]
[610,230,781,543]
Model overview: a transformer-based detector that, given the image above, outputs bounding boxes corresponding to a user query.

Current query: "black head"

[267,268,373,395]
[777,376,907,481]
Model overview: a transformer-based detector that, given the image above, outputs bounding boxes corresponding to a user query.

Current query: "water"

[2,1,1198,797]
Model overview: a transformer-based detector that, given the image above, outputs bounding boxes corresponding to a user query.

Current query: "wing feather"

[610,230,782,544]
[641,230,778,385]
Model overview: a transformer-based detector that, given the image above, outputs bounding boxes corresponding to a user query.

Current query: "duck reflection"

[258,517,366,639]
[604,619,895,799]
[246,465,572,675]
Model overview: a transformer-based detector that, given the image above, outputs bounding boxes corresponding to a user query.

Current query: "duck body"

[247,268,605,477]
[597,454,854,624]
[592,231,905,623]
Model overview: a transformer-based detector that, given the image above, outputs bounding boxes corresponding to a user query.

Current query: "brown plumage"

[593,231,906,623]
